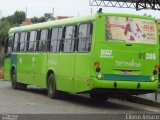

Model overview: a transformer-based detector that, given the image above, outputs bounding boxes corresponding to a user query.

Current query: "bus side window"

[63,26,76,52]
[19,32,26,52]
[57,28,63,52]
[50,28,59,52]
[25,32,30,52]
[77,23,92,52]
[29,31,37,52]
[13,33,20,52]
[50,27,63,52]
[35,30,41,51]
[39,29,48,52]
[46,29,51,52]
[6,36,13,56]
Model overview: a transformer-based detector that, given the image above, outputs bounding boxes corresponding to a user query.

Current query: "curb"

[126,96,160,108]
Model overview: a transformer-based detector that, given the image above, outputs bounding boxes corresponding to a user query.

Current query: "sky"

[0,0,160,19]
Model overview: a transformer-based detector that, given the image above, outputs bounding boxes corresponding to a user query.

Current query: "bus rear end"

[91,14,159,97]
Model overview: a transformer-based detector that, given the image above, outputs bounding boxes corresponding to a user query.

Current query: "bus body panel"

[14,53,47,88]
[89,14,159,92]
[47,53,75,92]
[90,77,158,90]
[74,53,92,92]
[17,53,27,84]
[4,58,10,80]
[93,42,159,78]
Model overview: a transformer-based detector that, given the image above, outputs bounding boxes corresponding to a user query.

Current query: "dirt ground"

[0,63,4,79]
[0,47,4,78]
[0,69,4,79]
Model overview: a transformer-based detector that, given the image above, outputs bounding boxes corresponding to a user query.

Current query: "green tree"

[0,11,26,43]
[38,16,45,23]
[44,13,53,21]
[0,20,13,45]
[1,11,26,25]
[31,13,53,23]
[31,16,39,23]
[1,15,13,23]
[0,20,13,65]
[12,11,26,24]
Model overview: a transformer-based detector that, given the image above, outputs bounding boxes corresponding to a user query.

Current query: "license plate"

[122,70,132,75]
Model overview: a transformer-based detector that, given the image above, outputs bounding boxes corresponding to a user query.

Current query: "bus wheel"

[11,69,18,89]
[90,93,108,102]
[47,73,59,99]
[11,69,27,89]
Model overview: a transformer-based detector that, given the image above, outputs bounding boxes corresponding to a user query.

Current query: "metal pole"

[91,8,93,14]
[52,8,54,19]
[25,7,27,21]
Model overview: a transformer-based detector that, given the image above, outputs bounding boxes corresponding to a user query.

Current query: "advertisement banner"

[106,16,157,44]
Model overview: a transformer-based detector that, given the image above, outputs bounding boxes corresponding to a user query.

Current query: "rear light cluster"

[153,65,158,75]
[150,65,159,81]
[94,61,103,79]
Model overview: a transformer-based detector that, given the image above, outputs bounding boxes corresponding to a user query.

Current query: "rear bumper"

[90,77,159,91]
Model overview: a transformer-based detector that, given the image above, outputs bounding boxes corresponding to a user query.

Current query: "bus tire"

[90,93,108,102]
[17,83,27,90]
[11,69,18,89]
[11,69,27,90]
[47,73,59,99]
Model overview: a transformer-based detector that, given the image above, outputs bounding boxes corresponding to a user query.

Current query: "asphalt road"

[0,80,160,115]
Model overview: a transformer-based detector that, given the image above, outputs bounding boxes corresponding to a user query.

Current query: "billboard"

[106,16,157,44]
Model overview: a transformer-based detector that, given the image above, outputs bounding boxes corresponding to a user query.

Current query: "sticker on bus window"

[106,16,157,44]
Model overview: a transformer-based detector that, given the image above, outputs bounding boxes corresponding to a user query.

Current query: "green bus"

[3,13,159,101]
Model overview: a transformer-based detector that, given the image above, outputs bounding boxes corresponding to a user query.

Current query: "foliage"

[0,20,12,65]
[31,13,53,23]
[12,11,26,24]
[0,20,13,45]
[38,16,46,23]
[0,11,26,44]
[1,11,26,25]
[0,11,53,44]
[44,13,53,21]
[31,17,39,23]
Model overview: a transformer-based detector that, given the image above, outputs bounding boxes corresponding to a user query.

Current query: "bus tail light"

[94,61,103,79]
[96,67,101,72]
[154,65,159,70]
[97,73,103,79]
[94,62,100,67]
[150,65,159,81]
[153,70,157,75]
[150,76,155,81]
[153,65,158,75]
[94,61,101,72]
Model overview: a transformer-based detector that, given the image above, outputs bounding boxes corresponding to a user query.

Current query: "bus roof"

[9,13,156,33]
[9,15,95,33]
